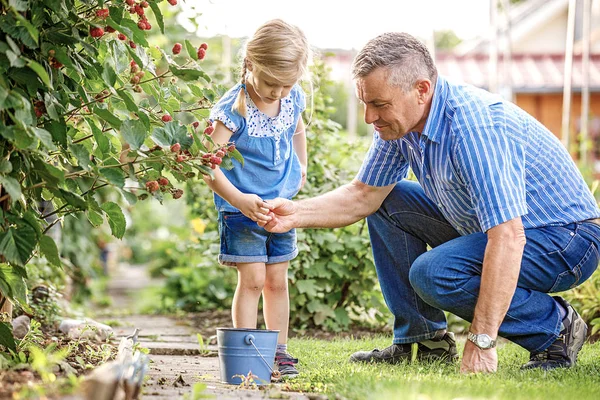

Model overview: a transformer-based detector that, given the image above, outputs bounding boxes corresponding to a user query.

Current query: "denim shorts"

[218,211,298,265]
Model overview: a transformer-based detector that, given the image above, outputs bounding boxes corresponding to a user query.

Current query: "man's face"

[356,68,429,141]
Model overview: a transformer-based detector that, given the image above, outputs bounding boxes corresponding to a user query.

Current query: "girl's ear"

[245,59,253,72]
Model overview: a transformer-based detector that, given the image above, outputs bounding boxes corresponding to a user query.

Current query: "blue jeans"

[367,180,600,352]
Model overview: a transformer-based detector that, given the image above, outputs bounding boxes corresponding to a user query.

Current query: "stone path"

[103,263,310,400]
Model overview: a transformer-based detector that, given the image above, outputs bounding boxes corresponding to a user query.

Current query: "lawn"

[285,335,600,400]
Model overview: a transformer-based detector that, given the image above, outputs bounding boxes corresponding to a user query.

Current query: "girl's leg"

[262,261,290,344]
[232,262,266,328]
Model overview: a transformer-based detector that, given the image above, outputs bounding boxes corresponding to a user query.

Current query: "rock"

[59,318,113,342]
[11,315,30,339]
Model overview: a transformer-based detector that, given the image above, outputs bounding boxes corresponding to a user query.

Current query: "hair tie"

[240,83,246,89]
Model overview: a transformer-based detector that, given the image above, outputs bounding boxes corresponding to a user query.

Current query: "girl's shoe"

[275,352,299,379]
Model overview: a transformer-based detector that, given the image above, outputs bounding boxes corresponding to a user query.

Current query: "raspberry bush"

[0,0,241,349]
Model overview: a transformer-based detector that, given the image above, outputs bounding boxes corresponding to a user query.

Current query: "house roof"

[435,52,600,93]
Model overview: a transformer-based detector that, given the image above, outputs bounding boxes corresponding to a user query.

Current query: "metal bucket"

[216,328,280,385]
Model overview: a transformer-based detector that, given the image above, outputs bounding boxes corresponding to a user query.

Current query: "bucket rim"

[216,327,280,333]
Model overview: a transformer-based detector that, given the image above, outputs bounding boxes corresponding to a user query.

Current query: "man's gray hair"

[352,32,437,92]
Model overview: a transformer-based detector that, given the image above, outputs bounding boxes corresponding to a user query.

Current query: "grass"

[285,335,600,400]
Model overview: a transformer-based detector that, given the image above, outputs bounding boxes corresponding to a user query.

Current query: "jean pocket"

[549,241,599,292]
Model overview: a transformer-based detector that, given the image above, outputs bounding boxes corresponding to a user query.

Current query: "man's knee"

[409,250,451,308]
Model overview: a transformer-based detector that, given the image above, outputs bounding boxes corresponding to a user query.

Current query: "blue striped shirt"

[357,76,600,235]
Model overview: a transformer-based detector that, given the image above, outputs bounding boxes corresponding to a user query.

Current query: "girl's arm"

[293,118,308,189]
[203,121,271,222]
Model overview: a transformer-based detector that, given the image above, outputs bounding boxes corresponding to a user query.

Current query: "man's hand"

[235,193,271,223]
[258,198,297,233]
[460,340,498,374]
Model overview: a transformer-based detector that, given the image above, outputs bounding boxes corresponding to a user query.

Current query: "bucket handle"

[244,334,282,380]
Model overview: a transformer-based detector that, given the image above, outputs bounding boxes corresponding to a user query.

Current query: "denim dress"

[209,83,305,212]
[209,83,306,265]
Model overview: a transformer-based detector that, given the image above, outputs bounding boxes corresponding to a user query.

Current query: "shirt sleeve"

[356,133,409,186]
[209,87,245,133]
[453,114,528,232]
[293,85,307,113]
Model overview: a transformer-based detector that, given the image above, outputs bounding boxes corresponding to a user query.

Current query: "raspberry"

[215,150,225,158]
[130,75,140,84]
[170,143,181,152]
[141,1,149,7]
[137,21,147,30]
[199,42,208,50]
[168,0,178,5]
[96,9,109,19]
[192,121,199,129]
[118,33,126,41]
[172,189,184,199]
[197,47,206,60]
[204,125,214,135]
[90,27,104,38]
[162,114,172,122]
[129,41,136,48]
[172,43,182,55]
[210,156,222,165]
[158,177,169,186]
[106,26,116,33]
[176,154,185,163]
[135,5,144,15]
[145,180,159,193]
[126,0,135,5]
[227,144,236,152]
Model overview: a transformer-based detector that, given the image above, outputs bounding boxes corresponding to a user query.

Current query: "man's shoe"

[417,331,459,362]
[349,343,412,364]
[275,352,299,379]
[349,331,458,364]
[521,296,587,370]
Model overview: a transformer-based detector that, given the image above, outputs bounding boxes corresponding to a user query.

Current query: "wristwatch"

[467,332,497,349]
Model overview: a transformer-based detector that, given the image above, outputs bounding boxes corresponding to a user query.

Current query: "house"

[439,0,600,172]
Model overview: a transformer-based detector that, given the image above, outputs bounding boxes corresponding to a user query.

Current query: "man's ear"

[416,79,432,104]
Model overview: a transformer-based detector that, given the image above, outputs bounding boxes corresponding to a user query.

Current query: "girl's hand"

[299,166,307,190]
[235,193,271,223]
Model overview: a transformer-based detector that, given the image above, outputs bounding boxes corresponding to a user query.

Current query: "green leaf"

[26,59,52,89]
[99,167,125,188]
[87,209,104,227]
[30,127,57,151]
[93,107,122,130]
[39,235,61,268]
[0,159,12,174]
[185,40,198,61]
[0,176,23,205]
[296,279,318,297]
[151,122,193,148]
[13,12,39,45]
[9,0,28,13]
[121,119,146,150]
[229,148,244,167]
[0,224,37,266]
[69,143,90,170]
[116,89,138,113]
[45,120,68,148]
[0,322,16,353]
[119,19,149,47]
[102,61,117,87]
[55,188,88,210]
[119,188,138,205]
[168,65,210,83]
[87,119,111,156]
[101,202,126,239]
[148,0,165,34]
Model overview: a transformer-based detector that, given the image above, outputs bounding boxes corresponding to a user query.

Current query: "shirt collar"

[420,75,448,144]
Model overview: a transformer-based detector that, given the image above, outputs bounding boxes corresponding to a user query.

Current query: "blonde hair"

[232,19,311,117]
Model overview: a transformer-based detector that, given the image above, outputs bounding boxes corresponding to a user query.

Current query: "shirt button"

[437,203,443,208]
[426,174,431,179]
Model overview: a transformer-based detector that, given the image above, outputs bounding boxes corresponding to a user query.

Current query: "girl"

[204,19,311,379]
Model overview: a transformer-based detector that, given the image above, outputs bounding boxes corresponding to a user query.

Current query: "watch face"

[477,335,492,348]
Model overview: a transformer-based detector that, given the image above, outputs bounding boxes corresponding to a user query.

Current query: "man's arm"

[261,179,395,232]
[461,216,526,373]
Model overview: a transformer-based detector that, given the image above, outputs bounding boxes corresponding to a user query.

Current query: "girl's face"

[247,67,296,104]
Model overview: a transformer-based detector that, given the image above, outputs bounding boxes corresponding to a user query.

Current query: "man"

[258,32,600,373]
